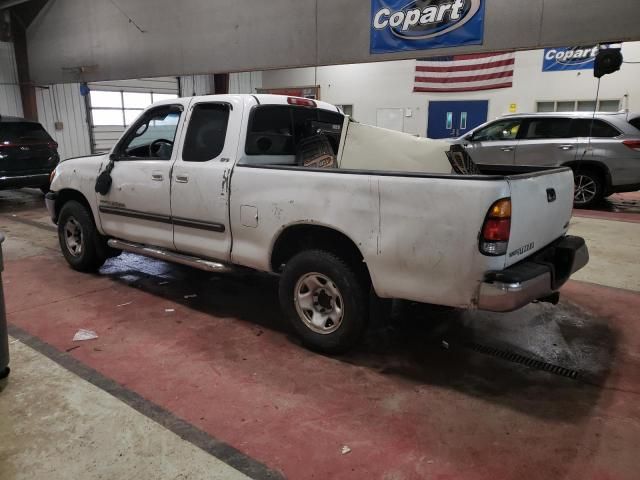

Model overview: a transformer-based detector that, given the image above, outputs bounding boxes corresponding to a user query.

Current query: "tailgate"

[505,168,574,267]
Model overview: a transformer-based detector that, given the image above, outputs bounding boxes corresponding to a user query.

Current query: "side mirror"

[465,133,474,141]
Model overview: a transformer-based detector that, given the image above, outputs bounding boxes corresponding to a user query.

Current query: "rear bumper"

[478,236,589,312]
[0,173,50,189]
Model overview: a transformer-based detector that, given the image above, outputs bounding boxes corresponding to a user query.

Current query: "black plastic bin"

[0,233,9,384]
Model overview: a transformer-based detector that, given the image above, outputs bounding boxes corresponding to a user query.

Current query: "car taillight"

[623,140,640,151]
[48,141,58,149]
[287,97,316,107]
[479,198,511,256]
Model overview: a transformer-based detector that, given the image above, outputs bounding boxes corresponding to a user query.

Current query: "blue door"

[427,100,489,139]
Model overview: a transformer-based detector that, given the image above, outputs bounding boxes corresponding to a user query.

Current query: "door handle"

[151,173,164,181]
[175,174,189,184]
[558,145,575,150]
[500,147,514,152]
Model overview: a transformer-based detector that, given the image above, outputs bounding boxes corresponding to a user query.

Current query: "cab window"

[118,106,182,160]
[472,119,521,142]
[244,105,343,159]
[182,103,230,162]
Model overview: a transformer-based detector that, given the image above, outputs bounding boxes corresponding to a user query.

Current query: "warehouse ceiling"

[23,0,640,84]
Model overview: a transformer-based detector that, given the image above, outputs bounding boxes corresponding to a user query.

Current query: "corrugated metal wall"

[230,72,262,94]
[35,83,91,160]
[179,73,262,96]
[179,75,213,97]
[0,41,23,117]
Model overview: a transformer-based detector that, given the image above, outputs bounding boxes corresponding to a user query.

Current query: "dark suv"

[0,116,59,193]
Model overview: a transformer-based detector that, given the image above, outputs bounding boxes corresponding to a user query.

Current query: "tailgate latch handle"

[546,188,557,203]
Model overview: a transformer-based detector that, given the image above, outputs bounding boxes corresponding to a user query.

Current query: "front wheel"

[278,250,368,354]
[573,169,603,209]
[58,200,107,272]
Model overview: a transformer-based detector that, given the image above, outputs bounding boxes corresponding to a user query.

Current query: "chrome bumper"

[478,236,589,312]
[45,191,58,223]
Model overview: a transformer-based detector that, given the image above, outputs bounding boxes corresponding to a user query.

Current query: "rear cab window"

[0,122,53,144]
[243,105,343,165]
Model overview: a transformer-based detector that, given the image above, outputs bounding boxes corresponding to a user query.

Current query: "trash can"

[0,233,9,386]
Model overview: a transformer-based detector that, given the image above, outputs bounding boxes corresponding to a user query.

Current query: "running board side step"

[107,239,236,274]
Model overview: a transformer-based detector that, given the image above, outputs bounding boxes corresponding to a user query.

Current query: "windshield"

[0,122,53,144]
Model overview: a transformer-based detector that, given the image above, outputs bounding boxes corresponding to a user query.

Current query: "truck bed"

[231,162,573,308]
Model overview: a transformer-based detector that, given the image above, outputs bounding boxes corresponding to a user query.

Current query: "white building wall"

[262,43,640,137]
[0,41,23,117]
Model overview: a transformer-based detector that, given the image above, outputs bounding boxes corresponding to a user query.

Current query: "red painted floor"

[5,251,640,480]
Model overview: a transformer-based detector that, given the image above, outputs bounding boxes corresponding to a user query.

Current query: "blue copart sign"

[370,0,485,54]
[542,46,600,71]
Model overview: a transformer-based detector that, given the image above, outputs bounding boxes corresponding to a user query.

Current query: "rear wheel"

[58,201,107,272]
[573,169,603,209]
[279,250,368,354]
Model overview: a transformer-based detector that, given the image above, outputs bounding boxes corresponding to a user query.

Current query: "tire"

[279,249,368,354]
[573,169,603,209]
[58,200,107,272]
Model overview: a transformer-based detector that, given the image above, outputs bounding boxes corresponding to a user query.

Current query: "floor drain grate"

[464,342,579,379]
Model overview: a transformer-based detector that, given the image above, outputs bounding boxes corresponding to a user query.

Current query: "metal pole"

[0,233,9,388]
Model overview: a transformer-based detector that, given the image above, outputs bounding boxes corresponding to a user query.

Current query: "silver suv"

[452,112,640,208]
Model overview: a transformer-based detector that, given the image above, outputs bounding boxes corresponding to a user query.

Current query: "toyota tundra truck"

[45,94,589,353]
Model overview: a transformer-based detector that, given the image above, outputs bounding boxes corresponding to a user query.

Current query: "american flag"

[414,51,515,93]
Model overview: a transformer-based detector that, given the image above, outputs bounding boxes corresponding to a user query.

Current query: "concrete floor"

[0,188,639,480]
[0,339,250,480]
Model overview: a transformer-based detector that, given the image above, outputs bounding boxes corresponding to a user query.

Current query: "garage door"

[88,77,179,153]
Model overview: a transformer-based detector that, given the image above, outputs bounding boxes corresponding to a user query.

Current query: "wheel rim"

[63,217,83,257]
[294,272,344,335]
[574,174,597,205]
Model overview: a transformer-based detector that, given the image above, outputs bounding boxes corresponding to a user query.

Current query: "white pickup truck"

[46,94,588,353]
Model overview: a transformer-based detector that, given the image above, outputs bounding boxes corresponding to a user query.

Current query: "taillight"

[479,198,511,256]
[48,141,59,149]
[287,97,316,107]
[623,140,640,151]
